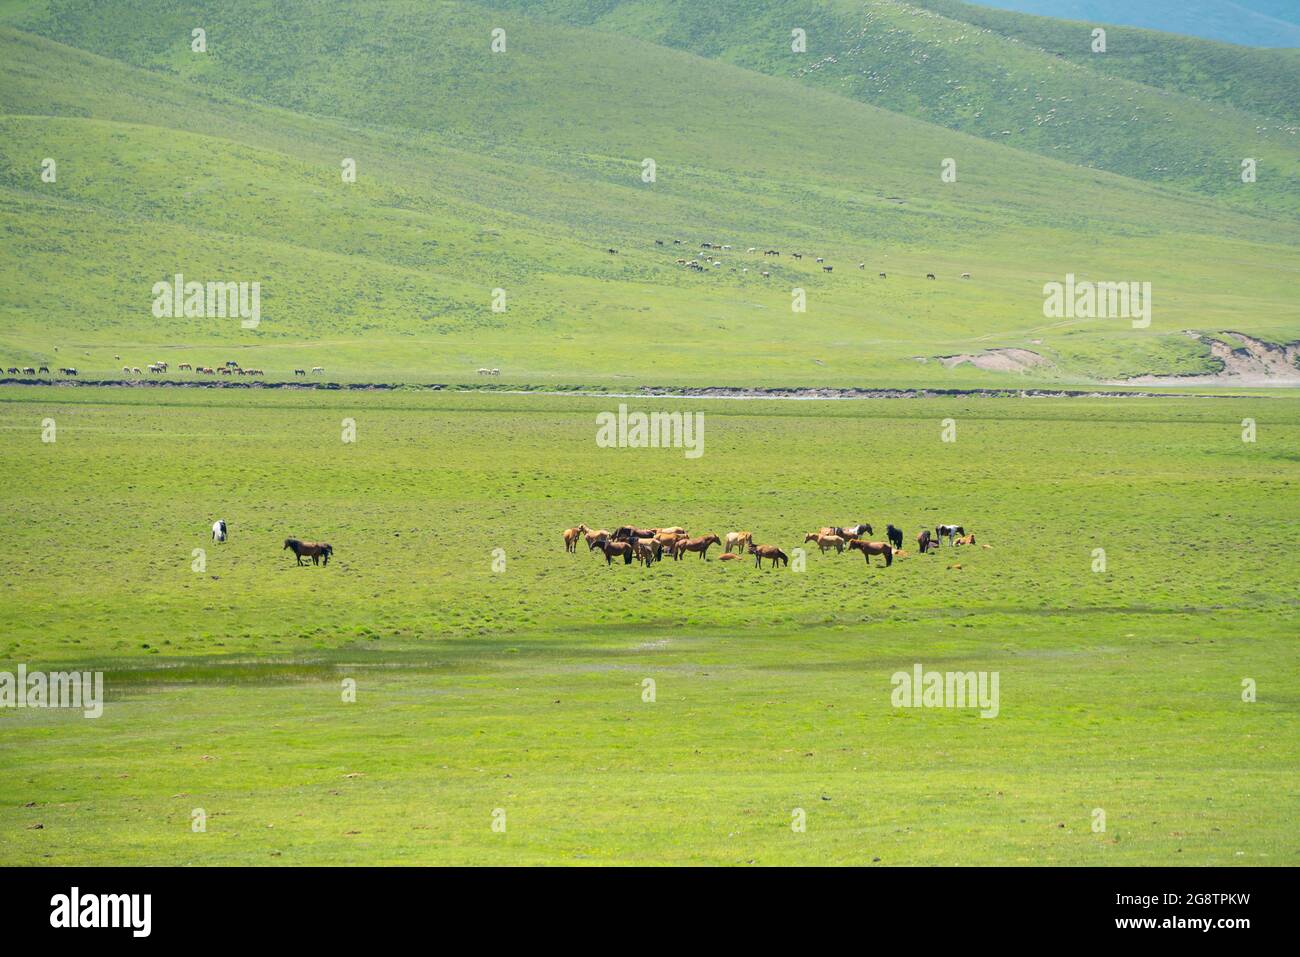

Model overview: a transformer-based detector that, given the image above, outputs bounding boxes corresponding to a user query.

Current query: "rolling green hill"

[917,0,1300,120]
[0,0,1296,387]
[478,0,1300,215]
[966,0,1300,49]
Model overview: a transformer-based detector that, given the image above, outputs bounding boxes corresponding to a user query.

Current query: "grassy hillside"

[478,0,1300,215]
[966,0,1300,49]
[0,1,1296,387]
[918,0,1300,121]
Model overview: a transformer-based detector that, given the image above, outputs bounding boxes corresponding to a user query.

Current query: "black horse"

[886,525,903,550]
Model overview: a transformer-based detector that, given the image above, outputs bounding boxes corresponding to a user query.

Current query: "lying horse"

[886,525,903,550]
[748,543,788,568]
[284,538,333,566]
[849,540,893,566]
[954,533,976,546]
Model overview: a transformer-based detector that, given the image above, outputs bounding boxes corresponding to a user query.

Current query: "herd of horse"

[563,522,975,569]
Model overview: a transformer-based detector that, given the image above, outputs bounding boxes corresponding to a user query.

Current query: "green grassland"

[0,387,1296,864]
[0,1,1296,866]
[0,2,1297,387]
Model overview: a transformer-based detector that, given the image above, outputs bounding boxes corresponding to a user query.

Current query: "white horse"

[212,520,227,543]
[936,524,964,545]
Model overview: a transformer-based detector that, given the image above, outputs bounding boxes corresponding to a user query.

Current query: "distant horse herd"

[658,237,972,281]
[204,516,974,574]
[563,521,979,569]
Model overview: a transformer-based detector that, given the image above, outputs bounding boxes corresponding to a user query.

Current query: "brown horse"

[718,553,743,561]
[805,532,845,554]
[748,543,788,568]
[954,533,976,546]
[677,534,721,560]
[598,540,635,565]
[633,538,663,565]
[916,529,934,554]
[563,524,590,553]
[584,528,610,549]
[284,538,333,566]
[849,540,893,566]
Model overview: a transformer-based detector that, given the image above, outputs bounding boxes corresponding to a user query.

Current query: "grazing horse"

[916,529,934,554]
[748,543,788,568]
[284,538,331,566]
[678,534,721,560]
[886,525,903,550]
[211,520,228,543]
[598,540,634,565]
[849,540,893,566]
[724,531,752,554]
[926,273,936,280]
[804,532,845,554]
[562,524,589,553]
[936,524,964,545]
